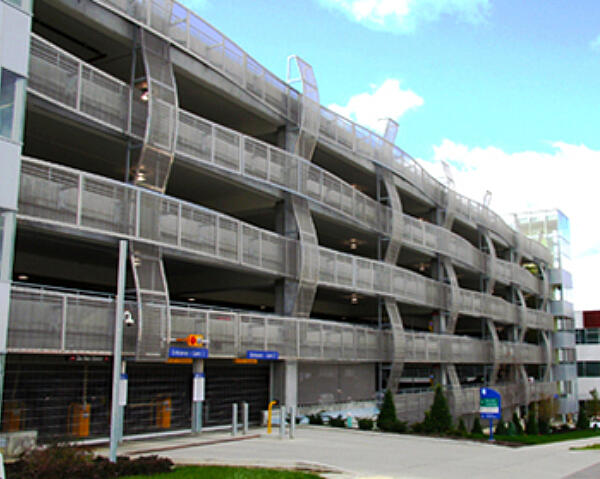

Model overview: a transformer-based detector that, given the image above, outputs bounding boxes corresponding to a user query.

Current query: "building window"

[0,68,26,142]
[0,212,15,282]
[576,328,600,344]
[578,362,600,377]
[557,348,575,363]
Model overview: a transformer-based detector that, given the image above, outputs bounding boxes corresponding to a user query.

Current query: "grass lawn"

[121,465,324,479]
[571,443,600,451]
[471,429,600,445]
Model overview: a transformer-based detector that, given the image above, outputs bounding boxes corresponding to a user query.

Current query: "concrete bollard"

[279,405,286,439]
[232,403,238,436]
[288,405,296,439]
[242,402,249,435]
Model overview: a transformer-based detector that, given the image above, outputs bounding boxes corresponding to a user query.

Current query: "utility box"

[155,397,172,429]
[3,401,25,432]
[68,403,91,437]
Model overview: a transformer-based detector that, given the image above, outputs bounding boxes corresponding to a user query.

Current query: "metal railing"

[87,0,553,265]
[18,157,554,331]
[27,34,546,297]
[8,286,547,365]
[19,157,296,277]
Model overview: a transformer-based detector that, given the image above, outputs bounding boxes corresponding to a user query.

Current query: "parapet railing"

[19,156,297,277]
[394,381,556,421]
[88,0,553,265]
[27,34,545,297]
[8,286,547,365]
[17,157,554,331]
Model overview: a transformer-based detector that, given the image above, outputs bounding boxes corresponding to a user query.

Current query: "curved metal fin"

[130,242,171,361]
[384,298,405,392]
[291,196,318,317]
[132,30,178,192]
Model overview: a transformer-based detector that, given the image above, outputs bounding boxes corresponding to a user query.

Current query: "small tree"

[526,404,539,435]
[512,411,524,435]
[377,389,398,432]
[471,417,483,435]
[424,384,452,433]
[576,403,589,430]
[589,389,600,419]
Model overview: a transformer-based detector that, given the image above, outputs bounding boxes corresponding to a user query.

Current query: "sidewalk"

[94,426,600,479]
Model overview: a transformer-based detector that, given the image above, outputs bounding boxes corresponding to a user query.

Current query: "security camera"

[124,311,135,327]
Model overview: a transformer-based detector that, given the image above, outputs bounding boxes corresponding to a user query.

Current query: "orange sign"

[234,358,258,365]
[167,358,193,364]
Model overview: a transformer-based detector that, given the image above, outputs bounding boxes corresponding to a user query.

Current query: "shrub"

[494,420,507,435]
[457,418,468,437]
[471,418,483,435]
[358,418,374,431]
[392,420,408,433]
[589,389,600,418]
[526,404,539,435]
[307,413,324,425]
[425,384,452,434]
[377,389,398,432]
[512,412,524,435]
[7,445,172,479]
[328,415,346,428]
[507,421,517,436]
[538,418,551,435]
[410,422,423,433]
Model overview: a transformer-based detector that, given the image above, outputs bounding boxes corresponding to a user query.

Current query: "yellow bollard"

[267,400,277,434]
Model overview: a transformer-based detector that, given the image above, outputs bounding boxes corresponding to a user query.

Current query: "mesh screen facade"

[0,0,564,441]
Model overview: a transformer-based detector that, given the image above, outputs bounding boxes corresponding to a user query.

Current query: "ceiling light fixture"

[350,293,359,305]
[17,274,28,281]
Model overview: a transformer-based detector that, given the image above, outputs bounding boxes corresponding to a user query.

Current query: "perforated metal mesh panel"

[298,363,375,406]
[384,299,405,392]
[291,57,320,162]
[17,158,554,334]
[130,243,171,361]
[133,30,178,193]
[441,257,459,334]
[291,196,318,317]
[379,169,403,265]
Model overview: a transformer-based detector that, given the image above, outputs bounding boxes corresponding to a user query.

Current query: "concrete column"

[272,360,298,411]
[284,360,298,409]
[191,359,204,434]
[275,197,299,316]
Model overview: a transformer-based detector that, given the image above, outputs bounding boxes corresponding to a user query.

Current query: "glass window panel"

[0,69,25,142]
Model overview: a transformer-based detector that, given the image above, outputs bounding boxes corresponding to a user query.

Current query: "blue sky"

[181,0,600,310]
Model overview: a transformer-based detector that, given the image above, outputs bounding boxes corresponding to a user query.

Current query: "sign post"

[480,387,501,442]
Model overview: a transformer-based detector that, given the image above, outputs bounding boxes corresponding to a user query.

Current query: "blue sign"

[480,387,502,420]
[168,346,209,359]
[246,350,279,360]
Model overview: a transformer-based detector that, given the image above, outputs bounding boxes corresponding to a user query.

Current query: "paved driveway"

[101,427,600,479]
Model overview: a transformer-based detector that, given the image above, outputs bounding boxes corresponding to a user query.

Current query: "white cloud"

[318,0,490,33]
[418,140,600,310]
[328,79,423,134]
[591,34,600,52]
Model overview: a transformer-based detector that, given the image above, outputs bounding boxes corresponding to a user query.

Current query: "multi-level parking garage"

[0,0,562,441]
